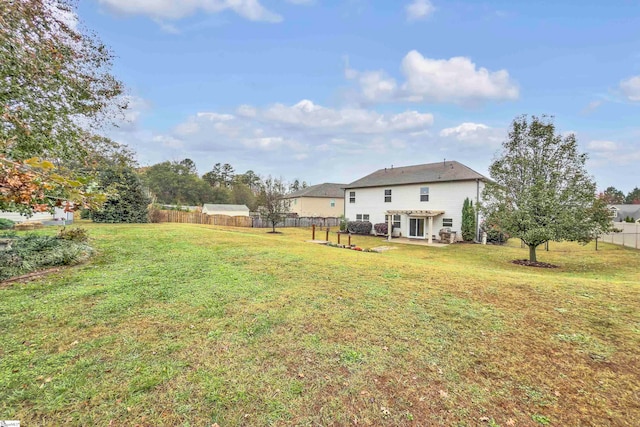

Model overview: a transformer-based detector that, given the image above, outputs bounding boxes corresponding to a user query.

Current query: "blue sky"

[80,0,640,192]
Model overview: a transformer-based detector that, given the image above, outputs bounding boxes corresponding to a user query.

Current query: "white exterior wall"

[203,209,249,217]
[344,180,483,239]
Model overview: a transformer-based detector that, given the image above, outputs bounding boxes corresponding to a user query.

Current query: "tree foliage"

[1,0,127,214]
[625,187,640,204]
[461,197,476,241]
[481,115,612,262]
[258,176,290,233]
[598,186,625,205]
[142,160,230,206]
[90,167,150,223]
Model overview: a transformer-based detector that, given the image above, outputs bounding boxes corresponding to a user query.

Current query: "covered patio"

[386,209,445,244]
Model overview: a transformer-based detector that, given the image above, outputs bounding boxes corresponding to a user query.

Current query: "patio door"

[409,218,425,238]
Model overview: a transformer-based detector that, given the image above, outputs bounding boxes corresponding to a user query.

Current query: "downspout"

[475,179,480,242]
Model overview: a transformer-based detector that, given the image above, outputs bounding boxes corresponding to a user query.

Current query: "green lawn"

[1,223,639,426]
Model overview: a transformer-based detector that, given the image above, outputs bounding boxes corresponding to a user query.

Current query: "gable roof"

[609,204,640,219]
[344,161,487,189]
[284,183,346,199]
[202,204,249,212]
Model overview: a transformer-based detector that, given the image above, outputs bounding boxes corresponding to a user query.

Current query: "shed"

[202,204,250,217]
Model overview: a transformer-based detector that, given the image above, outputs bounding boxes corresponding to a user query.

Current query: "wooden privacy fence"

[252,216,341,228]
[158,210,252,227]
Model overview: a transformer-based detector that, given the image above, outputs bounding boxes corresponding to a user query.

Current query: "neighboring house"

[608,204,640,223]
[344,161,486,243]
[0,208,73,224]
[202,204,250,217]
[283,183,346,218]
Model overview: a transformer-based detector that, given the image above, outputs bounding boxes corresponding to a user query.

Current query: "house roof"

[202,204,249,212]
[344,161,487,189]
[284,183,346,199]
[609,204,640,219]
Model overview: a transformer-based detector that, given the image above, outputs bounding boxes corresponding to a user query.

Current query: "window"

[385,214,401,229]
[420,187,429,202]
[384,189,392,203]
[356,214,370,221]
[443,218,453,227]
[349,191,356,203]
[330,199,335,207]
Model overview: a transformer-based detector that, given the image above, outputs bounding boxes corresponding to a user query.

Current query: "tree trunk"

[528,244,537,262]
[271,221,276,233]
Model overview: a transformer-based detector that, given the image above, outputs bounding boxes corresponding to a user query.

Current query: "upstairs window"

[349,191,356,203]
[384,189,392,203]
[330,199,335,207]
[420,187,429,202]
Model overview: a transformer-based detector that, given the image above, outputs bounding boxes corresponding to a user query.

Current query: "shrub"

[339,215,348,232]
[0,218,15,230]
[0,234,93,280]
[481,222,509,245]
[461,197,476,241]
[148,206,165,223]
[347,221,372,235]
[57,227,89,243]
[374,223,388,235]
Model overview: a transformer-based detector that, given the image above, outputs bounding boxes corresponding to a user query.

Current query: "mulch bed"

[512,259,559,268]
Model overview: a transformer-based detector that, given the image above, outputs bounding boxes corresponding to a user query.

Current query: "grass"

[0,222,639,426]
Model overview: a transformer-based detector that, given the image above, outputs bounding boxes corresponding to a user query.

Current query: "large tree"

[599,186,625,204]
[1,0,127,214]
[90,166,150,223]
[625,187,640,204]
[481,115,612,262]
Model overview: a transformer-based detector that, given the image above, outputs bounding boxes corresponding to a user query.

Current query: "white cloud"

[97,0,283,24]
[588,140,618,152]
[153,135,184,148]
[620,76,640,101]
[439,122,503,147]
[262,100,433,133]
[406,0,435,21]
[400,50,519,103]
[346,50,519,105]
[581,100,602,114]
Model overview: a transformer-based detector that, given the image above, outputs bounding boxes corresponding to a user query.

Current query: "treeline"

[140,159,309,211]
[599,186,640,205]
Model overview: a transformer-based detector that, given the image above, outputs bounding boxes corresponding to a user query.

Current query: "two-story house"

[344,161,486,243]
[283,183,346,218]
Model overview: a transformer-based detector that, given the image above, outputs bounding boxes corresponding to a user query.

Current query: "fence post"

[312,224,316,240]
[338,233,341,245]
[348,234,351,247]
[326,227,329,241]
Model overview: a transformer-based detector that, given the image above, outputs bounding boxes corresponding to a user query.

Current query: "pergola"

[386,210,445,244]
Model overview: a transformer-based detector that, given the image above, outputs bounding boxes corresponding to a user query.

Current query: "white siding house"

[344,161,486,243]
[0,208,73,223]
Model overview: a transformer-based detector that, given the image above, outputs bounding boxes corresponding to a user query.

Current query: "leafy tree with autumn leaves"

[1,0,127,214]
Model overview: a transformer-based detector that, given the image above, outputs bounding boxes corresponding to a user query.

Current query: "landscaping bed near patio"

[0,223,638,426]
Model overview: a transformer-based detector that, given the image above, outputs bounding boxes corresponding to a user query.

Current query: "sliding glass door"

[409,218,425,238]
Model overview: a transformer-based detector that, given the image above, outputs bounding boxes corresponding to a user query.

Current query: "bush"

[374,223,388,235]
[0,218,15,230]
[57,227,89,243]
[148,206,165,223]
[0,234,93,280]
[339,215,348,232]
[347,221,372,235]
[481,222,509,245]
